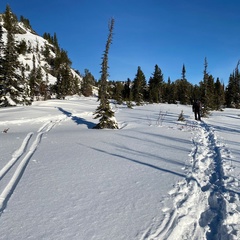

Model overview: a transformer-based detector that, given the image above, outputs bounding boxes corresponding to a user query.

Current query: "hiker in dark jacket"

[192,100,201,121]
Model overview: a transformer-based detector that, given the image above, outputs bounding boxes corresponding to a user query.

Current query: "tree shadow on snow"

[86,145,186,178]
[57,107,95,129]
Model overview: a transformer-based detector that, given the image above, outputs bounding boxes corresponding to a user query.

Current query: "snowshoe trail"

[0,120,60,214]
[142,121,240,240]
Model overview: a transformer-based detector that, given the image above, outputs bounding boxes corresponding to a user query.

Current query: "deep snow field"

[0,97,239,240]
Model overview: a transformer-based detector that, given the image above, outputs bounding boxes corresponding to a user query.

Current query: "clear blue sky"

[1,0,240,85]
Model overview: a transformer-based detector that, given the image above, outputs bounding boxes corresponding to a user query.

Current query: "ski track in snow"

[0,119,61,215]
[142,120,240,240]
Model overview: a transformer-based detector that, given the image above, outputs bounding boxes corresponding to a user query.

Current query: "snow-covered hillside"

[15,26,58,85]
[1,15,81,84]
[0,12,82,106]
[0,98,239,239]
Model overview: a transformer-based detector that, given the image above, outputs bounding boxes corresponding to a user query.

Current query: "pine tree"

[20,15,33,32]
[164,77,175,103]
[93,18,118,129]
[182,64,186,80]
[29,55,36,98]
[175,64,191,105]
[0,24,4,101]
[132,66,146,105]
[225,61,240,108]
[113,81,124,104]
[1,9,24,107]
[56,63,72,99]
[81,69,95,97]
[214,78,225,110]
[122,78,131,100]
[2,5,18,33]
[122,78,133,108]
[148,64,164,103]
[206,74,215,109]
[199,57,210,116]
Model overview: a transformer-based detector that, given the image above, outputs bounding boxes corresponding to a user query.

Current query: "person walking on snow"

[192,100,201,121]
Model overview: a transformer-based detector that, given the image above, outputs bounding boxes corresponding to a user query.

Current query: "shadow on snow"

[57,107,95,129]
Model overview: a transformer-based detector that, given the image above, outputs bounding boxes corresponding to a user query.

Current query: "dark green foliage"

[225,61,240,108]
[17,39,28,54]
[55,49,72,69]
[94,18,118,129]
[214,78,225,110]
[0,5,81,105]
[0,5,238,112]
[0,24,4,100]
[198,58,211,116]
[2,5,18,33]
[28,55,48,100]
[174,64,192,105]
[122,78,133,108]
[20,15,35,33]
[112,81,124,104]
[148,64,164,103]
[132,66,147,105]
[46,44,78,99]
[174,79,191,105]
[55,64,73,99]
[163,77,175,103]
[196,58,226,115]
[122,78,131,100]
[43,32,60,53]
[0,17,25,106]
[42,42,51,64]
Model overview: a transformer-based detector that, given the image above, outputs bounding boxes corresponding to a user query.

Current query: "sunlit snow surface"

[0,97,239,240]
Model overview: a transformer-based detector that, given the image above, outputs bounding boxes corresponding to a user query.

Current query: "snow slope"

[0,15,82,88]
[0,97,239,240]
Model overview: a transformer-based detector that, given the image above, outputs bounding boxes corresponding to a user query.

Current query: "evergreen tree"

[113,81,124,104]
[28,55,48,100]
[56,63,72,99]
[94,18,118,129]
[0,24,4,101]
[163,77,175,103]
[199,57,210,116]
[206,74,215,109]
[122,78,131,101]
[225,61,240,108]
[50,47,77,98]
[53,32,60,53]
[70,75,81,95]
[20,15,33,32]
[122,78,133,108]
[81,69,95,97]
[42,42,51,64]
[182,64,186,80]
[20,65,31,104]
[1,12,24,106]
[2,5,18,33]
[132,66,146,105]
[148,64,164,103]
[29,55,36,98]
[175,65,191,104]
[17,39,28,55]
[214,78,225,110]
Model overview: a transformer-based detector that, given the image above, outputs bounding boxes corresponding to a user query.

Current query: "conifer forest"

[0,5,240,112]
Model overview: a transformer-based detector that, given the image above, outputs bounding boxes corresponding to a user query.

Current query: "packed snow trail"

[0,120,60,214]
[142,121,240,240]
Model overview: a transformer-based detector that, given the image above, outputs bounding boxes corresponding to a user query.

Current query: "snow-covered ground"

[0,97,239,240]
